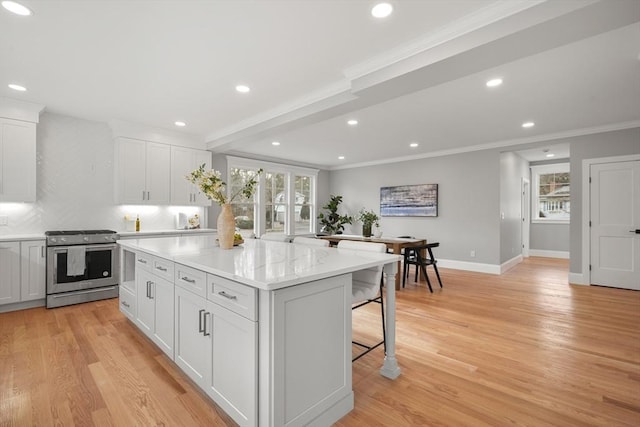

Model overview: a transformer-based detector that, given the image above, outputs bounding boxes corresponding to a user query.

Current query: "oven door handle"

[50,243,118,252]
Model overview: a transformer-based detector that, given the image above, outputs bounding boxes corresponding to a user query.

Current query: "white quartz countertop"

[118,236,401,291]
[0,233,45,242]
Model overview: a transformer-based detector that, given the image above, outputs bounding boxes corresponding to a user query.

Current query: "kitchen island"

[118,235,401,427]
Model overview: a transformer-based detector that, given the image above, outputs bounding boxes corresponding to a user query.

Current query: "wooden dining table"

[318,234,426,290]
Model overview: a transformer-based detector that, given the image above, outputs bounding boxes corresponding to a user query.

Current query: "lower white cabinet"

[174,282,257,427]
[0,240,45,308]
[0,241,20,305]
[20,240,46,301]
[136,268,174,358]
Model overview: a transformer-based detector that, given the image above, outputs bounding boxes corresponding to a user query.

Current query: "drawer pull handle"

[198,309,205,333]
[137,259,147,264]
[156,266,167,272]
[218,291,237,301]
[203,312,211,336]
[181,276,196,284]
[121,301,130,308]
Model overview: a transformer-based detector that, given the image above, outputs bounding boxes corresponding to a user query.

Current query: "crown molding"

[0,97,46,123]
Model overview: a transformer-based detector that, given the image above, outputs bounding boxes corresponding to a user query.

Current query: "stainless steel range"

[45,230,119,308]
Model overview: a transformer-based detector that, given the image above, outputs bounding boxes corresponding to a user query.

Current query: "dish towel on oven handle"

[67,246,86,276]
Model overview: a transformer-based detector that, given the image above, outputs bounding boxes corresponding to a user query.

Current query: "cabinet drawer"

[208,274,257,321]
[151,256,174,282]
[135,252,153,271]
[174,264,207,297]
[119,286,136,321]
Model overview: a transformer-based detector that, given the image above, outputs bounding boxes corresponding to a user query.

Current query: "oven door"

[47,243,119,294]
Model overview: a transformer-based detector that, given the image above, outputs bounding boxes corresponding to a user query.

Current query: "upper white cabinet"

[0,118,36,202]
[170,146,211,206]
[115,137,171,204]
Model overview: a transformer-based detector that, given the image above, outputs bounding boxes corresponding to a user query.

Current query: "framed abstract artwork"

[380,184,438,217]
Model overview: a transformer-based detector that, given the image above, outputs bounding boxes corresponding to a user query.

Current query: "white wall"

[0,112,204,235]
[328,150,501,266]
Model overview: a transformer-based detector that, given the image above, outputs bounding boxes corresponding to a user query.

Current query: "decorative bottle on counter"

[135,215,140,232]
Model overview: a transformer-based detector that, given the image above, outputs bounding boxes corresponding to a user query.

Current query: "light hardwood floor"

[1,257,639,426]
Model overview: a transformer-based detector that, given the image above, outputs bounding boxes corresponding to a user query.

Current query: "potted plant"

[317,195,353,235]
[357,208,380,238]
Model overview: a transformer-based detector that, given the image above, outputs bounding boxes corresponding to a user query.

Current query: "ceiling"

[2,0,639,170]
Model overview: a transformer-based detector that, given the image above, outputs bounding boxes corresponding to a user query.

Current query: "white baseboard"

[500,255,523,274]
[529,249,570,259]
[438,259,501,275]
[568,272,587,285]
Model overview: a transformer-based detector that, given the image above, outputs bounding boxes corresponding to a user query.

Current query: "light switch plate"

[0,215,8,226]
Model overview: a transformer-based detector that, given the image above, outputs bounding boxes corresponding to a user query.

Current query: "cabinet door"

[170,146,195,205]
[0,119,36,202]
[207,301,257,427]
[136,269,155,335]
[20,240,46,301]
[192,150,212,206]
[174,286,211,389]
[153,274,174,359]
[115,137,147,203]
[145,142,171,204]
[0,242,21,305]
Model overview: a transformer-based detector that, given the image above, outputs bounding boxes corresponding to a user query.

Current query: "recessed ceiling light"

[409,142,419,148]
[271,141,280,146]
[546,153,555,158]
[522,121,535,128]
[8,83,26,91]
[174,121,186,127]
[371,3,393,18]
[235,85,250,93]
[486,78,503,88]
[2,1,32,16]
[347,119,358,126]
[338,156,345,160]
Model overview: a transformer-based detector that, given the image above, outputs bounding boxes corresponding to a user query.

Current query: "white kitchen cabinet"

[0,118,36,202]
[0,241,21,305]
[206,300,257,427]
[170,146,212,206]
[20,240,46,301]
[135,268,174,358]
[115,137,171,204]
[174,285,211,390]
[174,281,257,427]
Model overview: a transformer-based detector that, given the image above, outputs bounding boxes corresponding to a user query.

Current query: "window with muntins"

[531,163,570,222]
[227,156,318,237]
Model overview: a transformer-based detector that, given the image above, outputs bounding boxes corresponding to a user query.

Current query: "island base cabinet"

[206,300,257,427]
[175,285,258,427]
[136,269,174,359]
[174,286,212,390]
[264,274,354,427]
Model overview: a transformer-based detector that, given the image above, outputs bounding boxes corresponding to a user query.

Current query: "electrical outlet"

[0,215,8,226]
[470,250,476,258]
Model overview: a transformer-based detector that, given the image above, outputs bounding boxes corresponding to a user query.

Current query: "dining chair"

[403,242,443,292]
[337,240,387,361]
[292,236,330,247]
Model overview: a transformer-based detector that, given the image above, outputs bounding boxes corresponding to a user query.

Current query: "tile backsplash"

[0,112,206,235]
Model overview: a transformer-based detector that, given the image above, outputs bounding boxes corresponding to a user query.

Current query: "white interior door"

[590,160,640,290]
